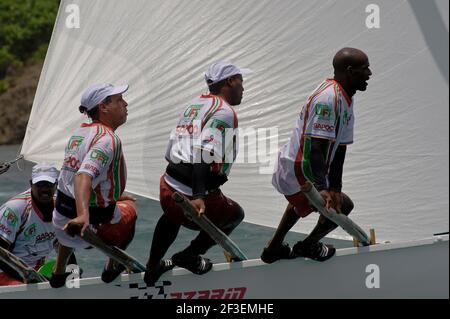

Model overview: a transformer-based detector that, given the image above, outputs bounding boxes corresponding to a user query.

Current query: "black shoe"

[144,259,174,286]
[172,252,212,275]
[293,241,336,262]
[101,263,126,283]
[49,272,71,288]
[260,242,298,264]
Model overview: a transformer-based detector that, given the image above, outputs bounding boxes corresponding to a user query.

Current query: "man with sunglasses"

[263,48,372,263]
[0,162,59,285]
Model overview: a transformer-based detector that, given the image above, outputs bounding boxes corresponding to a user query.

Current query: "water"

[0,145,349,278]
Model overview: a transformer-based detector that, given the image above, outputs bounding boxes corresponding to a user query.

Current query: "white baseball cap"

[204,61,252,85]
[80,83,129,110]
[31,162,59,184]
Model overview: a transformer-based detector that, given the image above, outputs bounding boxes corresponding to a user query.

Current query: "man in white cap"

[0,162,59,285]
[144,61,251,286]
[50,83,137,287]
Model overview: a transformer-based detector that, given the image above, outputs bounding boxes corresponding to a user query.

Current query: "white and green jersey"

[0,190,55,270]
[165,94,238,195]
[58,122,127,207]
[272,79,354,195]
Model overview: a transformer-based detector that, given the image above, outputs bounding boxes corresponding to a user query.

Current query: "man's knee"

[230,201,245,227]
[220,201,245,234]
[118,200,137,223]
[233,202,245,224]
[341,193,354,216]
[96,200,137,249]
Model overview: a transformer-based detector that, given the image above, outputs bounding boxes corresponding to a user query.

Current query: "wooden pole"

[369,229,376,245]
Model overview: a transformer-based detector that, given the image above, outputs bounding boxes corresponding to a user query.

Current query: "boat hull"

[0,235,448,299]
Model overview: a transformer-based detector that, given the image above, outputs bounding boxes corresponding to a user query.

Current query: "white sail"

[21,0,449,242]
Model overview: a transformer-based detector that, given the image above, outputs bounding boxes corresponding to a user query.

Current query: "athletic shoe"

[144,259,174,286]
[260,242,298,264]
[101,262,125,283]
[293,241,336,262]
[171,251,212,275]
[49,272,71,288]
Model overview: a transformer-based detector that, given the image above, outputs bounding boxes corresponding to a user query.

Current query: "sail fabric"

[21,0,449,242]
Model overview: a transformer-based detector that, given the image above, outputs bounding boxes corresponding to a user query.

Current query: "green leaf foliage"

[0,0,60,78]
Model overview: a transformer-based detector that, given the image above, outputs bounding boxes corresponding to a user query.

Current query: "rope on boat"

[0,155,24,175]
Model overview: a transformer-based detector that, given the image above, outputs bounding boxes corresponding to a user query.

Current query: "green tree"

[0,0,59,80]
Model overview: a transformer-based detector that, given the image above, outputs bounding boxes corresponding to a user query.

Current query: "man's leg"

[115,200,137,249]
[266,203,299,251]
[180,198,245,256]
[50,243,74,288]
[260,203,301,264]
[94,200,138,283]
[302,193,354,247]
[170,195,244,275]
[144,214,180,285]
[53,244,74,274]
[147,214,181,267]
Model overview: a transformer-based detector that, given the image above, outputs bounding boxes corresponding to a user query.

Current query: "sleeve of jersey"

[0,202,21,244]
[339,113,354,145]
[77,136,115,188]
[304,94,337,141]
[195,109,234,164]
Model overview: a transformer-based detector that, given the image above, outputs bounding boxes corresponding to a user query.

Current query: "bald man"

[262,48,372,263]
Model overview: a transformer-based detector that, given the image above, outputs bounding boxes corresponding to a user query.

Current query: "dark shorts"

[160,175,242,230]
[285,191,316,218]
[286,191,353,218]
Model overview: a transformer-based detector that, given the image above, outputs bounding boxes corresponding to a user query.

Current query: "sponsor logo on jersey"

[90,149,109,167]
[343,110,352,126]
[209,119,229,132]
[0,224,12,236]
[176,124,200,135]
[202,135,216,144]
[313,122,335,132]
[35,231,56,243]
[67,136,85,152]
[183,105,202,119]
[82,164,101,177]
[2,208,18,226]
[23,223,37,240]
[314,103,332,120]
[63,155,81,172]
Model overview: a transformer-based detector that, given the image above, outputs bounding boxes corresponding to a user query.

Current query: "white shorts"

[52,206,122,249]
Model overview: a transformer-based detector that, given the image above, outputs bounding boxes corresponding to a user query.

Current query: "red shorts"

[0,272,23,286]
[95,200,137,248]
[285,191,315,218]
[160,175,239,229]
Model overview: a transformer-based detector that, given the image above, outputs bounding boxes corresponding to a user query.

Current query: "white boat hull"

[1,235,448,299]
